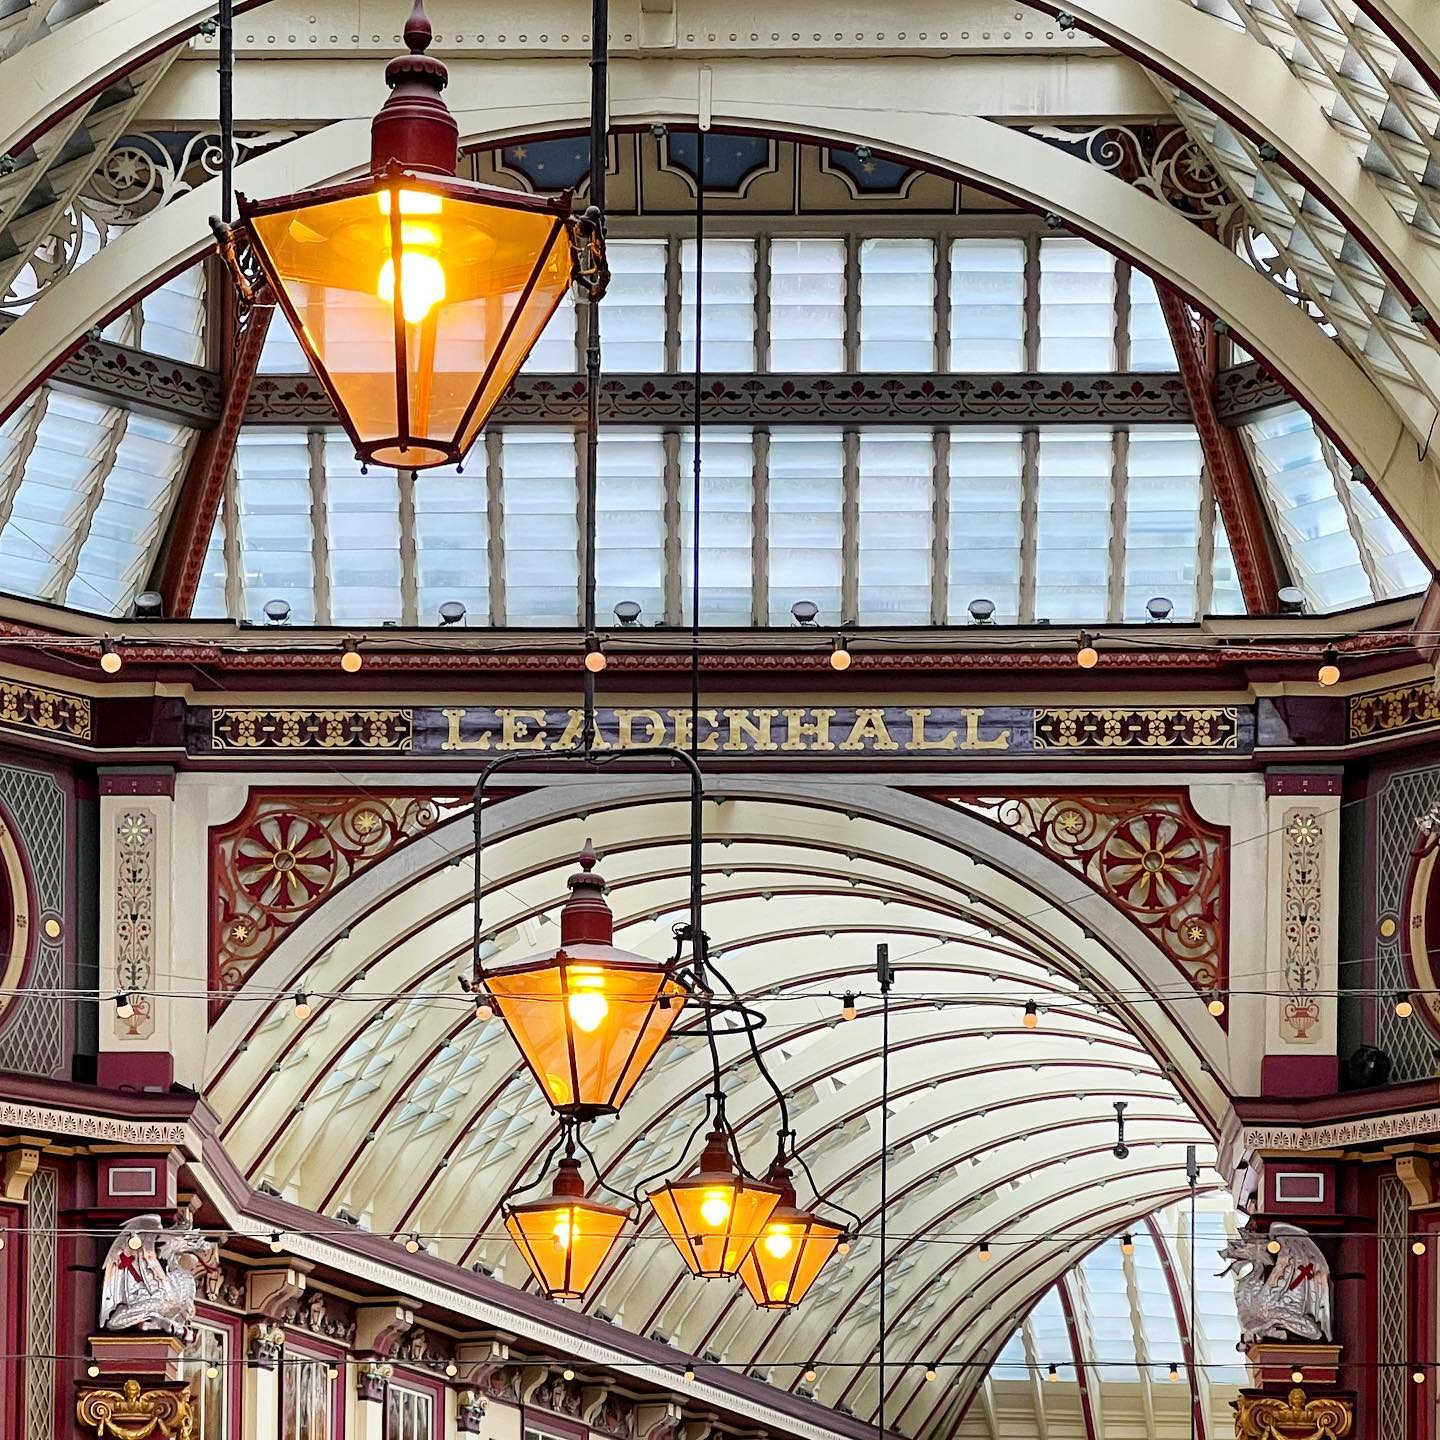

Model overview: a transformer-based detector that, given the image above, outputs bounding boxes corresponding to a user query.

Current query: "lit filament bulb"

[699,1188,733,1229]
[566,967,610,1033]
[763,1224,795,1260]
[376,189,446,325]
[552,1210,574,1251]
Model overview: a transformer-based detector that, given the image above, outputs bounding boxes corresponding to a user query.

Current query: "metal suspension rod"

[877,942,894,1440]
[689,124,705,755]
[1188,1144,1199,1440]
[219,0,234,223]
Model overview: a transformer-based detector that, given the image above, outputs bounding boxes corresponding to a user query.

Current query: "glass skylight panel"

[681,239,757,370]
[1345,481,1428,598]
[502,429,579,625]
[990,1324,1031,1382]
[1127,268,1178,370]
[596,429,666,621]
[139,264,207,365]
[858,430,934,623]
[769,238,845,370]
[232,430,317,623]
[946,430,1023,622]
[768,429,844,623]
[414,464,489,623]
[1122,429,1204,621]
[1039,238,1117,371]
[679,427,753,623]
[1081,1247,1142,1380]
[521,285,577,372]
[193,500,229,618]
[1027,1287,1071,1376]
[1034,431,1114,620]
[1210,506,1247,614]
[256,314,309,373]
[600,240,668,370]
[949,238,1026,371]
[1132,1230,1183,1383]
[859,238,936,371]
[323,437,402,624]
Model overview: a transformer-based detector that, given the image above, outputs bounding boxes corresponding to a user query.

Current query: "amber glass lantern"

[231,1,589,469]
[504,1155,629,1300]
[650,1127,781,1278]
[482,842,687,1118]
[737,1162,844,1308]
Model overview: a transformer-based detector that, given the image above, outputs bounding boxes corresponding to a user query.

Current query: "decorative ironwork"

[1234,1388,1353,1440]
[1280,811,1323,1042]
[114,809,156,1041]
[210,789,466,997]
[954,791,1228,990]
[1349,682,1440,740]
[0,680,91,741]
[1033,706,1241,750]
[76,1377,195,1439]
[209,707,413,751]
[1215,360,1291,425]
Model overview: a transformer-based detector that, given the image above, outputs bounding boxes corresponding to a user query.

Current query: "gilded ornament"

[1234,1388,1353,1440]
[77,1377,194,1439]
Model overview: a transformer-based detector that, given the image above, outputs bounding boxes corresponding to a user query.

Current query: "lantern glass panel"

[505,1198,627,1299]
[651,1176,781,1277]
[738,1210,844,1307]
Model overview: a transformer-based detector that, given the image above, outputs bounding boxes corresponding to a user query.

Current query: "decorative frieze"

[1240,1108,1440,1153]
[1033,705,1242,750]
[1348,682,1440,740]
[1280,810,1324,1043]
[0,680,90,742]
[0,1100,197,1152]
[113,809,157,1041]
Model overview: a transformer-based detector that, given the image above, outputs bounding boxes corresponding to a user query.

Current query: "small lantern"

[504,1155,629,1300]
[737,1162,844,1308]
[482,841,687,1117]
[223,0,599,470]
[650,1127,781,1278]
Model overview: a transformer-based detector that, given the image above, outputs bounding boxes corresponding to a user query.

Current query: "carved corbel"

[2,1140,44,1201]
[520,1364,554,1404]
[638,1400,685,1440]
[355,1304,415,1358]
[583,1382,614,1425]
[245,1266,309,1319]
[455,1338,511,1386]
[76,1377,193,1438]
[357,1361,392,1403]
[457,1389,488,1435]
[247,1322,286,1370]
[1396,1154,1435,1207]
[1235,1387,1353,1440]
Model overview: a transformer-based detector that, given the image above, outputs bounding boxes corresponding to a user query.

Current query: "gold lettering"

[667,708,721,751]
[839,708,899,751]
[554,708,608,749]
[959,708,1010,751]
[906,707,958,751]
[618,709,666,747]
[499,708,550,751]
[441,707,491,751]
[723,708,779,752]
[779,708,836,751]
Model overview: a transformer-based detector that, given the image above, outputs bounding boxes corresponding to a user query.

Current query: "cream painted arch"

[3,54,1438,562]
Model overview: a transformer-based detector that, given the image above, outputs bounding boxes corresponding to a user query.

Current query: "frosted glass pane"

[858,430,933,623]
[680,427,753,623]
[1122,429,1203,621]
[681,240,757,371]
[1346,482,1427,599]
[415,462,489,622]
[1210,505,1246,615]
[521,286,578,372]
[193,503,229,618]
[769,238,845,371]
[1035,430,1113,621]
[602,240,668,371]
[323,437,401,623]
[859,238,935,371]
[257,316,310,373]
[1128,269,1178,370]
[947,430,1023,622]
[949,238,1025,371]
[1039,238,1116,371]
[233,430,316,623]
[503,430,579,624]
[596,428,665,621]
[141,264,207,365]
[769,429,844,623]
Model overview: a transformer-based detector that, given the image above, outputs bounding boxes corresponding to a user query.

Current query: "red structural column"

[0,1199,22,1440]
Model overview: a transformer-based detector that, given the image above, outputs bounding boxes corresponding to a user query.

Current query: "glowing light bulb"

[553,1213,574,1251]
[567,970,610,1033]
[1207,991,1226,1017]
[378,251,447,325]
[1022,1000,1039,1029]
[1317,648,1340,687]
[830,637,851,671]
[1414,1239,1427,1256]
[1267,1238,1282,1255]
[1120,1233,1134,1255]
[763,1224,795,1259]
[1290,1367,1304,1384]
[340,639,363,673]
[979,1239,991,1261]
[803,1367,818,1384]
[699,1188,732,1229]
[100,641,122,674]
[1396,992,1415,1019]
[206,1364,220,1380]
[127,1232,143,1251]
[1076,632,1099,669]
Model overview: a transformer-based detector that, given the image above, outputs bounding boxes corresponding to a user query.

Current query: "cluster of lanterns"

[484,843,847,1307]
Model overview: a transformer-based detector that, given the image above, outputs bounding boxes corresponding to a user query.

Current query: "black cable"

[877,942,894,1440]
[1187,1145,1199,1440]
[690,126,706,755]
[219,0,234,224]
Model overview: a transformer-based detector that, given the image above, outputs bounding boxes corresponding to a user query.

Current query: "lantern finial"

[560,841,613,946]
[371,0,456,173]
[402,0,435,54]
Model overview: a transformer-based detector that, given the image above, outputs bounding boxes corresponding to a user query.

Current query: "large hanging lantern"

[481,842,687,1117]
[225,0,598,469]
[503,1154,629,1300]
[737,1161,845,1308]
[650,1126,781,1278]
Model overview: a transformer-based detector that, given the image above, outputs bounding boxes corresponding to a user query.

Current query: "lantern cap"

[558,840,614,947]
[551,1155,587,1199]
[693,1127,745,1181]
[763,1160,800,1210]
[370,0,458,175]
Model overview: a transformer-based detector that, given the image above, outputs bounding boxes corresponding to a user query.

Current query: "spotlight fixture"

[1396,991,1415,1019]
[99,638,122,674]
[967,597,995,624]
[1022,1000,1039,1029]
[114,992,136,1020]
[262,598,292,625]
[1145,595,1173,621]
[1414,1239,1428,1256]
[132,590,164,619]
[614,599,642,625]
[829,636,852,672]
[268,1232,283,1253]
[438,600,467,625]
[1046,1364,1058,1382]
[1075,632,1099,669]
[584,634,607,673]
[1168,1361,1180,1383]
[1120,1233,1134,1256]
[1276,586,1306,614]
[404,1232,422,1254]
[841,992,858,1021]
[1290,1367,1304,1384]
[1207,990,1227,1017]
[790,599,819,626]
[293,991,312,1021]
[340,637,364,673]
[1317,647,1340,687]
[979,1238,991,1262]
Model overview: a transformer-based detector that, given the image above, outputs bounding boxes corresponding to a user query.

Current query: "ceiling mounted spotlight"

[1145,595,1173,622]
[790,599,819,626]
[438,600,467,625]
[132,590,164,619]
[1056,11,1077,31]
[967,597,995,624]
[99,638,123,675]
[614,600,642,625]
[1317,647,1340,687]
[1276,586,1306,614]
[829,636,852,672]
[340,637,364,673]
[263,598,292,625]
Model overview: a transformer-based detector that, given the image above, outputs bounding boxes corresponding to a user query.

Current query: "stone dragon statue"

[1218,1222,1332,1344]
[99,1214,218,1338]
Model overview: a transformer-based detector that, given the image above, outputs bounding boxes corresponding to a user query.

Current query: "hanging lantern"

[650,1126,781,1278]
[482,841,687,1117]
[737,1161,845,1309]
[503,1155,629,1300]
[219,0,602,470]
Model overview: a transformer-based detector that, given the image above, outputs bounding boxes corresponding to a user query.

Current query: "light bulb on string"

[474,992,494,1022]
[340,637,364,673]
[1415,1367,1427,1385]
[115,992,135,1020]
[1396,991,1415,1019]
[979,1238,991,1261]
[803,1367,818,1385]
[841,992,857,1021]
[99,639,122,675]
[1120,1233,1134,1256]
[206,1364,220,1380]
[563,1368,575,1382]
[830,636,852,672]
[683,1366,695,1383]
[837,1237,851,1256]
[326,1365,339,1381]
[1268,1237,1282,1255]
[1022,1000,1038,1029]
[445,1361,458,1377]
[268,1232,283,1253]
[584,635,607,673]
[127,1232,144,1252]
[1414,1239,1427,1256]
[87,1360,101,1378]
[1046,1364,1058,1382]
[1317,647,1340,687]
[1207,990,1226,1017]
[924,1367,937,1383]
[1290,1367,1304,1384]
[404,1232,422,1254]
[293,991,311,1021]
[1168,1362,1180,1383]
[1075,632,1099,669]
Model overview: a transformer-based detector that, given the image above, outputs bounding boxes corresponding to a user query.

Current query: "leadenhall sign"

[191,703,1253,757]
